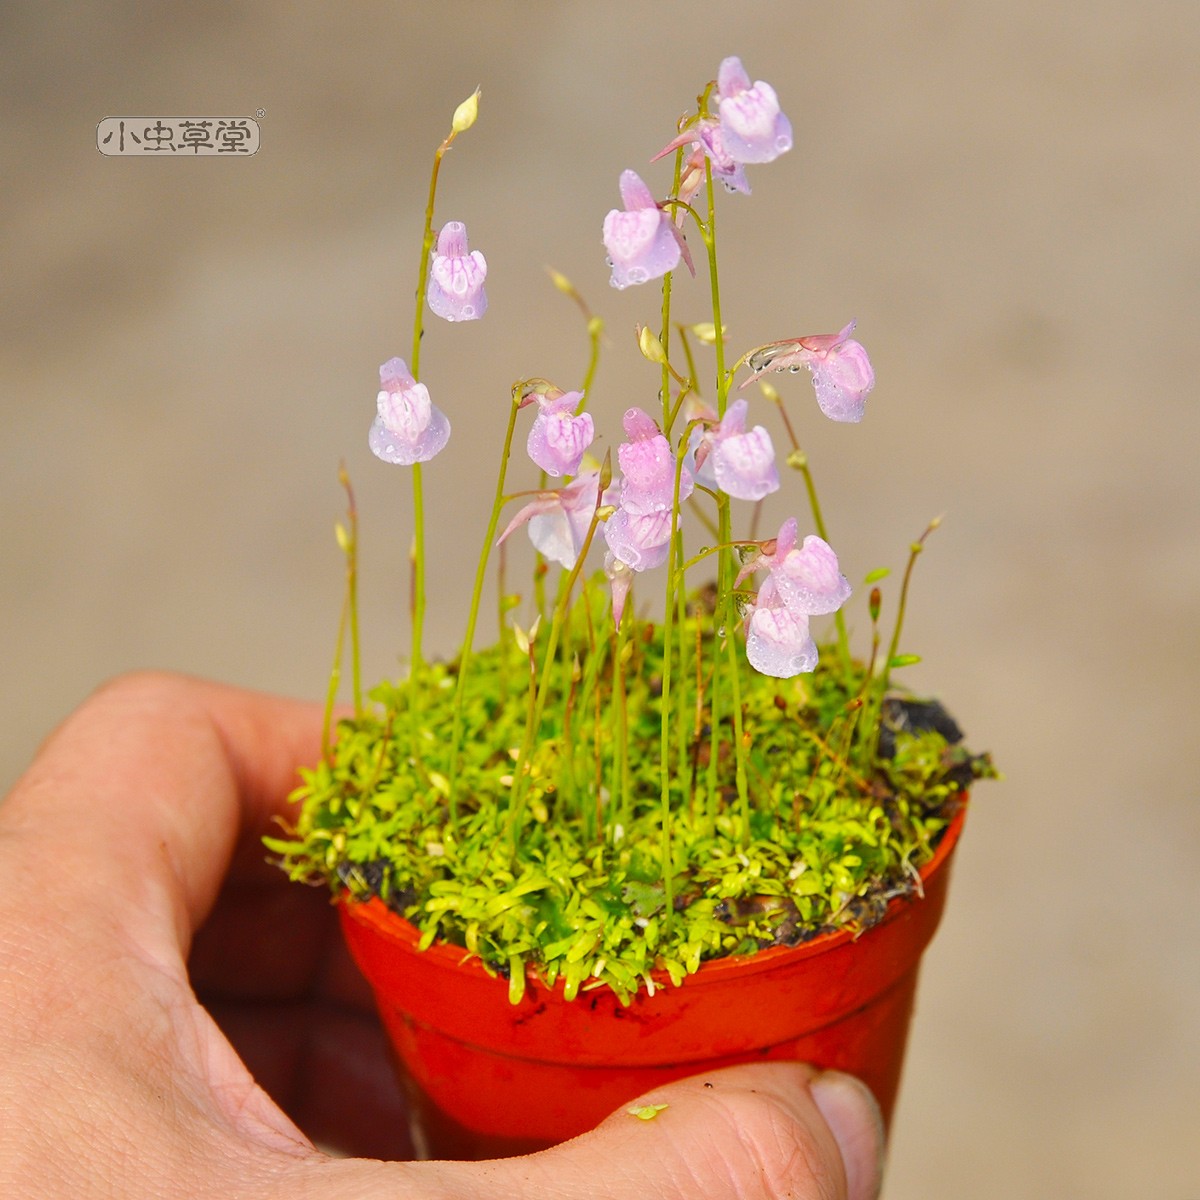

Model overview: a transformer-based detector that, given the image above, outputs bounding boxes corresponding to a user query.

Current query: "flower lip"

[428,220,488,322]
[714,55,793,164]
[603,170,683,290]
[369,356,451,465]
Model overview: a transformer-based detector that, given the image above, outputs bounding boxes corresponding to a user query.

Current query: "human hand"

[0,673,884,1199]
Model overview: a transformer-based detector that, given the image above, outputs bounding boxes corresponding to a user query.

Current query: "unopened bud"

[548,267,575,295]
[869,586,882,622]
[757,380,782,404]
[785,449,808,470]
[637,325,667,364]
[451,88,480,133]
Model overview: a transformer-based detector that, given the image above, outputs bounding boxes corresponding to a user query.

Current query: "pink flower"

[614,407,692,513]
[603,407,692,573]
[497,470,608,569]
[743,321,875,423]
[526,390,595,477]
[368,357,450,465]
[602,170,682,289]
[737,518,851,678]
[744,576,819,677]
[427,221,488,322]
[705,398,779,501]
[715,56,793,165]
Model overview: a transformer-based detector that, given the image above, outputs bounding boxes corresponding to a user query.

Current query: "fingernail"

[809,1071,886,1200]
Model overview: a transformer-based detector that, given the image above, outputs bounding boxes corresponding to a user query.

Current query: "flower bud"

[451,88,480,133]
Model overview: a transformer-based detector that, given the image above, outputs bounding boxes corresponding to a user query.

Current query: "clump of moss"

[267,583,994,1004]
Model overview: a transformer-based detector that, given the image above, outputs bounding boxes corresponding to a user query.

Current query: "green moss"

[267,584,995,1004]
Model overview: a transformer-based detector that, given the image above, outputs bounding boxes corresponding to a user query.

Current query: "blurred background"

[2,2,1197,1195]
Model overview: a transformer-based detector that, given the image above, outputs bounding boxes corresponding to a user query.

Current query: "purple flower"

[427,221,488,322]
[497,470,608,569]
[705,398,780,501]
[368,357,450,465]
[602,170,682,289]
[603,407,692,573]
[526,389,595,477]
[715,56,793,165]
[743,321,875,423]
[737,518,851,678]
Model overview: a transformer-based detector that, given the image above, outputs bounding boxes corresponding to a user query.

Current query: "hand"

[0,672,884,1199]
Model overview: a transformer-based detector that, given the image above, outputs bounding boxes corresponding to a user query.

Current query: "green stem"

[446,391,524,818]
[702,161,749,834]
[507,458,611,850]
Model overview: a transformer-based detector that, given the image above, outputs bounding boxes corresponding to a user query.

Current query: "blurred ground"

[2,3,1198,1196]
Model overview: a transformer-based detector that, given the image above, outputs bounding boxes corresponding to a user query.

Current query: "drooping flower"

[704,398,779,501]
[736,518,851,678]
[743,321,875,423]
[427,221,488,322]
[526,389,595,477]
[368,357,450,465]
[715,56,793,165]
[602,407,692,573]
[602,170,683,289]
[604,551,634,628]
[497,469,607,569]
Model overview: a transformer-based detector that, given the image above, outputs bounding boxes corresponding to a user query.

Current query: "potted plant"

[266,57,995,1161]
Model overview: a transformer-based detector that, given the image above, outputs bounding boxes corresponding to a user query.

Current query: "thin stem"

[702,161,749,831]
[507,455,611,849]
[446,391,524,817]
[338,463,363,717]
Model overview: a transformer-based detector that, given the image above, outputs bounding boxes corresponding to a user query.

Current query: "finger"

[279,1062,884,1200]
[0,671,326,955]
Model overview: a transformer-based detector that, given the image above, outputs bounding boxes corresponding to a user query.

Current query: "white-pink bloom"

[706,398,779,501]
[743,321,875,423]
[602,170,682,289]
[602,506,674,572]
[368,357,450,465]
[526,389,595,477]
[497,470,607,569]
[737,518,851,678]
[744,576,819,678]
[614,407,693,513]
[715,56,793,165]
[603,407,692,575]
[427,221,488,322]
[739,518,851,616]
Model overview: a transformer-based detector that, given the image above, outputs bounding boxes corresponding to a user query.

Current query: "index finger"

[0,671,326,955]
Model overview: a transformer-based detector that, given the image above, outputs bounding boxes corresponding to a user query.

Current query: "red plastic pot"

[340,803,967,1159]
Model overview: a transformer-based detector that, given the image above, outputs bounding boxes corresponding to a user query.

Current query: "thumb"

[423,1062,883,1200]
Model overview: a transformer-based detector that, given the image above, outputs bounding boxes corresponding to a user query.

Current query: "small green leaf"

[863,566,891,584]
[888,653,922,669]
[627,1103,669,1121]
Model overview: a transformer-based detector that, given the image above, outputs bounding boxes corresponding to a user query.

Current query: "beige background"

[2,2,1198,1195]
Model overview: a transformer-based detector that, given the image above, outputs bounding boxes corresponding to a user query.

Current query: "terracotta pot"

[339,802,967,1159]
